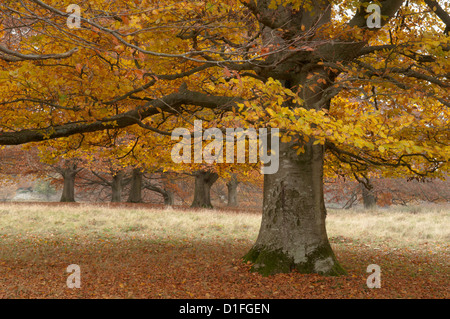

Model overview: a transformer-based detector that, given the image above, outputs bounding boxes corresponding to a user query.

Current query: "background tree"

[190,170,220,208]
[226,173,240,207]
[53,160,83,202]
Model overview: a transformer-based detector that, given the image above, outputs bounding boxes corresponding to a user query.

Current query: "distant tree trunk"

[111,171,124,202]
[191,170,219,208]
[163,190,174,206]
[144,182,174,206]
[227,174,240,207]
[127,168,143,203]
[161,174,175,206]
[59,164,81,202]
[361,181,377,209]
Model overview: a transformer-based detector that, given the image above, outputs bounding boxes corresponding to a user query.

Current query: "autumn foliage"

[0,0,449,279]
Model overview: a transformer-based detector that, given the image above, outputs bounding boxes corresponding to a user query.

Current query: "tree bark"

[226,174,239,207]
[191,170,219,208]
[111,170,124,202]
[127,168,143,203]
[242,60,346,275]
[59,164,81,202]
[244,140,345,276]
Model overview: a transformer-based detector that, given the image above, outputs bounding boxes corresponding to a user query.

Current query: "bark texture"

[361,181,377,209]
[244,141,345,276]
[163,190,174,206]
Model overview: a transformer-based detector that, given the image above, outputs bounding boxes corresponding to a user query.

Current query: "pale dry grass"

[326,203,450,248]
[0,202,448,249]
[0,203,261,243]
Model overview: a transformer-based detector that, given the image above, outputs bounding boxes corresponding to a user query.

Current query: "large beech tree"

[0,0,449,275]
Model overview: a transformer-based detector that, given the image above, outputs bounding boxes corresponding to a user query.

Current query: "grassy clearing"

[0,202,447,247]
[326,204,450,248]
[0,202,448,299]
[0,204,261,242]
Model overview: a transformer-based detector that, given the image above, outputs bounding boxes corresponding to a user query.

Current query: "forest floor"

[0,202,448,299]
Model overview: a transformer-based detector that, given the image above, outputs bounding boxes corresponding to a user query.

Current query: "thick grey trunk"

[243,64,346,275]
[244,140,345,276]
[191,170,219,208]
[111,171,124,202]
[243,3,346,272]
[227,174,239,207]
[246,0,402,276]
[127,168,143,203]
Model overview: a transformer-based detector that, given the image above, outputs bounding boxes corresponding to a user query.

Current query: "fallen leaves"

[0,233,448,299]
[0,203,448,299]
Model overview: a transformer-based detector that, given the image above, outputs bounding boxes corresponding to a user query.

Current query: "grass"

[0,204,261,243]
[326,204,450,247]
[0,202,448,299]
[0,203,447,247]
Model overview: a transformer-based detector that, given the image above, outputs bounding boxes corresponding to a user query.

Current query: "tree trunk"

[144,182,174,206]
[127,168,143,203]
[226,174,239,207]
[59,165,80,202]
[361,181,377,209]
[163,190,174,206]
[244,140,345,276]
[241,0,355,276]
[191,170,219,208]
[242,62,346,275]
[111,171,124,203]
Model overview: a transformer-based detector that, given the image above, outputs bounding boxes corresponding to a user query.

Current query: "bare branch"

[0,84,244,145]
[0,45,78,62]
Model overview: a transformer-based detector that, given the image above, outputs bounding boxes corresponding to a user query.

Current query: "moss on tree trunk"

[243,139,346,276]
[243,243,346,277]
